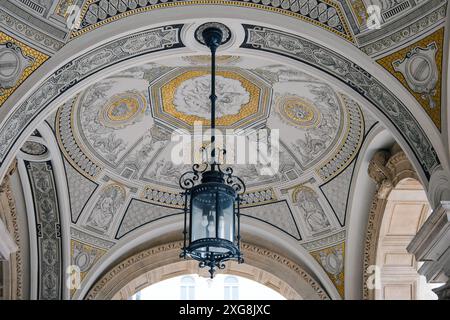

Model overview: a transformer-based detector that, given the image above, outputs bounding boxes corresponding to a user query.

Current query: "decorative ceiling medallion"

[20,141,48,156]
[0,32,48,107]
[276,95,321,128]
[162,70,254,125]
[70,240,106,297]
[151,67,271,129]
[0,42,33,89]
[377,28,444,130]
[98,91,146,129]
[270,83,345,171]
[393,44,438,108]
[174,74,249,118]
[310,242,345,298]
[195,22,232,46]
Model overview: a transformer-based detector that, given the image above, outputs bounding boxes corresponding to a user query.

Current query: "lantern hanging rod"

[179,23,244,279]
[202,26,223,170]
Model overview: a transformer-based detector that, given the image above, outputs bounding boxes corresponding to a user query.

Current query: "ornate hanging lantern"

[179,23,245,278]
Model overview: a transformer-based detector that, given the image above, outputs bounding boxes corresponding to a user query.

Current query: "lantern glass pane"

[190,185,236,254]
[218,194,234,242]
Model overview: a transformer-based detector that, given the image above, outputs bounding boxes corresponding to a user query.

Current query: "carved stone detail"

[407,201,450,300]
[368,150,393,200]
[0,161,23,299]
[363,144,418,299]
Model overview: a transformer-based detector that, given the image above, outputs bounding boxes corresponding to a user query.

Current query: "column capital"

[367,146,417,199]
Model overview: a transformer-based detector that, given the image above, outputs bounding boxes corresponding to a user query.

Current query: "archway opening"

[375,178,442,300]
[130,274,286,300]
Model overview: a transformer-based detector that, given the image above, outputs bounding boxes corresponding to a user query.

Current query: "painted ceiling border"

[73,0,355,43]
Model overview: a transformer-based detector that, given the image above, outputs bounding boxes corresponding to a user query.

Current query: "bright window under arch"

[132,274,286,300]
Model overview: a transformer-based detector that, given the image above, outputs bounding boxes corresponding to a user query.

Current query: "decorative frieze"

[26,161,63,300]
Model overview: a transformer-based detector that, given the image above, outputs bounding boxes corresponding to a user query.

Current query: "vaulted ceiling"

[0,0,449,300]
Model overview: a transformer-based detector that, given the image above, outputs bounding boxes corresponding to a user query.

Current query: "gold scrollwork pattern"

[0,32,48,107]
[377,28,444,130]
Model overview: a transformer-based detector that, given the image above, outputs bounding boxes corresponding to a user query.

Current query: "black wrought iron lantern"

[179,23,245,278]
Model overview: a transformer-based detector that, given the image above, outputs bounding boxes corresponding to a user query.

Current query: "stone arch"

[85,241,328,300]
[362,143,429,299]
[74,213,341,300]
[113,261,299,300]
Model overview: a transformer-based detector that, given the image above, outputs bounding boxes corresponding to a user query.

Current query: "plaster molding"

[37,121,73,300]
[359,0,447,56]
[407,201,450,284]
[428,165,450,209]
[0,8,65,54]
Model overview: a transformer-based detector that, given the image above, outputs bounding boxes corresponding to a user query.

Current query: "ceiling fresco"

[0,0,448,300]
[55,55,361,191]
[40,53,376,297]
[0,0,446,122]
